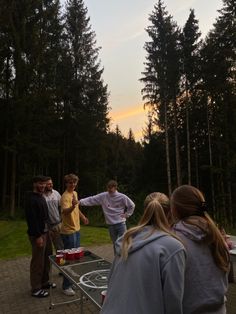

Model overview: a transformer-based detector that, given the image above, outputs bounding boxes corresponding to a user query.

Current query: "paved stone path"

[0,245,114,314]
[0,243,235,314]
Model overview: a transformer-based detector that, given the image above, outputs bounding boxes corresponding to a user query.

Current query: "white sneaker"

[63,287,75,296]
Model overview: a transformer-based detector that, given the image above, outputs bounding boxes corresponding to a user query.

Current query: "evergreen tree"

[141,0,182,194]
[200,0,236,224]
[180,9,201,185]
[0,0,66,214]
[63,0,109,191]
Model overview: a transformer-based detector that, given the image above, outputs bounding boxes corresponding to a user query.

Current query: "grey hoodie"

[101,226,186,314]
[173,221,228,314]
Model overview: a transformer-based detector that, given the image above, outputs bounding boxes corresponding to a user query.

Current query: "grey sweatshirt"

[79,191,135,225]
[43,189,61,225]
[173,221,228,314]
[101,226,186,314]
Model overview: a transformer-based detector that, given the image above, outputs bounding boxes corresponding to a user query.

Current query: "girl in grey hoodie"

[171,185,230,314]
[101,193,186,314]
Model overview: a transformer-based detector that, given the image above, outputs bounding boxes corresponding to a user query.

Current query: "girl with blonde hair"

[171,185,229,314]
[101,193,186,314]
[144,192,174,225]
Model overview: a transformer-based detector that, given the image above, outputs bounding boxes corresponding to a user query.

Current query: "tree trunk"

[225,140,233,227]
[10,152,16,218]
[194,147,199,188]
[2,147,8,211]
[186,89,191,185]
[173,100,181,186]
[164,103,172,196]
[207,102,216,216]
[218,153,227,224]
[2,53,11,211]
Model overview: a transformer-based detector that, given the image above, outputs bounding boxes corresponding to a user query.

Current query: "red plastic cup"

[56,254,65,265]
[66,251,75,260]
[62,249,68,260]
[74,249,80,259]
[56,250,65,257]
[101,290,107,305]
[74,247,84,259]
[78,247,84,258]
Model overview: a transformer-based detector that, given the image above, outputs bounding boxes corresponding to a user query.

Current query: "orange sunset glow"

[109,104,147,141]
[111,104,145,121]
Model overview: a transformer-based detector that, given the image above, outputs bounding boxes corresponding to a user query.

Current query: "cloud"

[110,104,145,121]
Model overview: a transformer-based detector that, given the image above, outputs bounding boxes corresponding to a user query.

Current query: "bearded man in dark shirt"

[25,175,55,298]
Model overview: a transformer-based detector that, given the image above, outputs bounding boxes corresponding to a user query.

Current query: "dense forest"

[0,0,235,227]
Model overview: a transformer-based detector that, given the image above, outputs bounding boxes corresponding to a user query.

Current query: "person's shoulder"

[99,192,107,197]
[159,232,185,252]
[119,192,133,200]
[61,190,68,198]
[52,189,61,197]
[116,191,126,197]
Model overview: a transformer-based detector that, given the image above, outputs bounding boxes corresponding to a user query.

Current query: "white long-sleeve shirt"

[79,191,135,225]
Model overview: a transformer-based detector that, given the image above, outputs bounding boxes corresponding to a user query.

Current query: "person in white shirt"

[79,180,135,251]
[43,177,63,251]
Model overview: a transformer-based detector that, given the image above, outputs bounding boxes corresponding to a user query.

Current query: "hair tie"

[200,201,208,212]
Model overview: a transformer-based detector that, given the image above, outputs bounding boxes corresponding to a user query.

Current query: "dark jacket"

[25,192,49,238]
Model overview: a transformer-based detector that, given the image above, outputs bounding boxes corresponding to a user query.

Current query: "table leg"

[80,289,84,314]
[49,260,53,309]
[228,261,235,283]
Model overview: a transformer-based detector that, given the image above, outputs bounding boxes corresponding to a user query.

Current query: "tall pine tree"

[141,0,182,194]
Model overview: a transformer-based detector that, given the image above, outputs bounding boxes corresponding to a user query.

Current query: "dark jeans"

[108,222,127,254]
[61,231,80,290]
[29,232,52,291]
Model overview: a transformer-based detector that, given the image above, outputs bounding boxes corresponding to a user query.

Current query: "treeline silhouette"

[0,0,235,227]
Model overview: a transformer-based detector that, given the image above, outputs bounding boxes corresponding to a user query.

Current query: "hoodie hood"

[115,226,169,256]
[173,220,207,242]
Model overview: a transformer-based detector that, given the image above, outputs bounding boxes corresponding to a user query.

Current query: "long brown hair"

[121,193,178,260]
[171,185,230,272]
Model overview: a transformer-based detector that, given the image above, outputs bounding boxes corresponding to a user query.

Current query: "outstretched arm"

[79,210,89,225]
[79,194,102,207]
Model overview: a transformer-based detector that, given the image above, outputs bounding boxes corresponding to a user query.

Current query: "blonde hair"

[144,192,174,225]
[171,185,230,272]
[121,193,178,260]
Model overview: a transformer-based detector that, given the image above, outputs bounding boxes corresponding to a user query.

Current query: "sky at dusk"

[62,0,223,141]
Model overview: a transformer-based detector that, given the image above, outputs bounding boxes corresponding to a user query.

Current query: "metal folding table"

[230,248,236,263]
[49,251,111,312]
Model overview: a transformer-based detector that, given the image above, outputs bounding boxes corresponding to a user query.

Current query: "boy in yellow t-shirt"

[60,173,88,296]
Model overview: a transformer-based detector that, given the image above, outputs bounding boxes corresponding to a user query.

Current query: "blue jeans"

[61,231,80,290]
[108,222,127,254]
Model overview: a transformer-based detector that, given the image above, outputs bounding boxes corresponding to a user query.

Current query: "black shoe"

[32,289,49,298]
[42,282,56,289]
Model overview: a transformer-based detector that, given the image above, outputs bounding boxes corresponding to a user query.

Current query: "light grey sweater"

[101,226,186,314]
[79,191,135,225]
[43,189,61,225]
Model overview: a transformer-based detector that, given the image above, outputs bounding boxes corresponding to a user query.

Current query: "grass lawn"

[0,220,111,260]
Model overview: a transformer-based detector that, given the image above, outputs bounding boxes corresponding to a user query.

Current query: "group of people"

[25,174,135,298]
[101,185,231,314]
[25,174,231,313]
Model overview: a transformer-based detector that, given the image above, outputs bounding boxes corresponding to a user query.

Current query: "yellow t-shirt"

[60,190,80,234]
